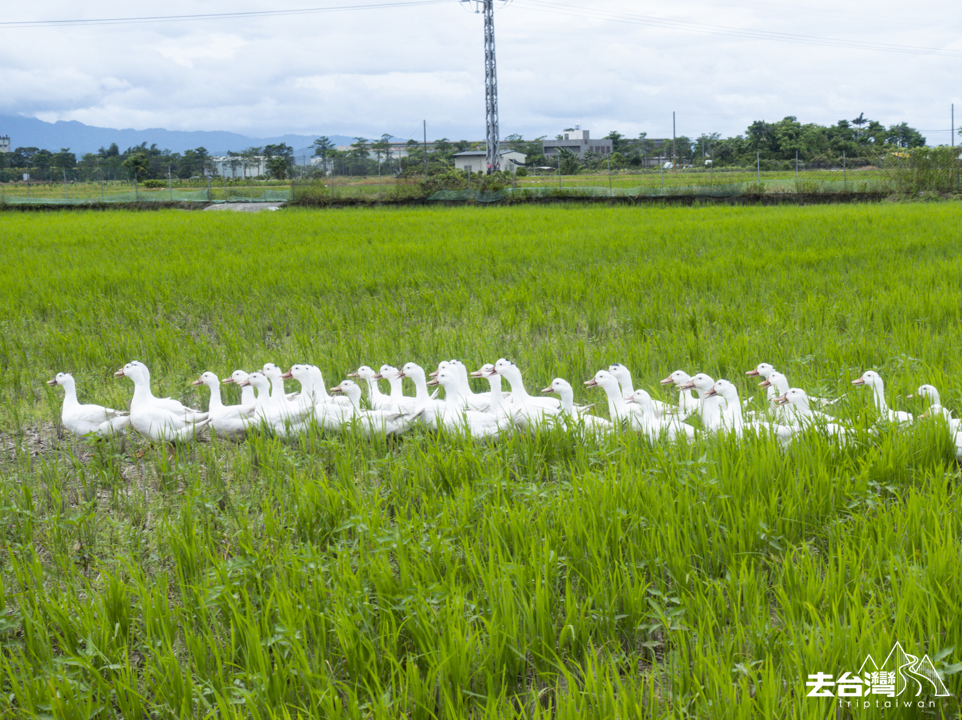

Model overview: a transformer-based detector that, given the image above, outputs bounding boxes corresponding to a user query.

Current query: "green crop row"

[1,203,961,718]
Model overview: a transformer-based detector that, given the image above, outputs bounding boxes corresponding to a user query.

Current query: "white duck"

[609,363,674,418]
[471,364,515,427]
[624,389,696,441]
[746,363,778,401]
[375,364,419,413]
[584,370,638,428]
[706,379,792,442]
[852,371,912,424]
[397,362,445,428]
[222,370,257,407]
[773,389,854,442]
[306,366,352,407]
[330,380,420,437]
[262,363,307,417]
[492,359,561,428]
[659,370,700,419]
[541,378,613,435]
[192,372,256,441]
[428,369,506,439]
[241,371,313,437]
[448,359,494,412]
[48,372,130,438]
[677,373,726,431]
[284,365,356,430]
[349,365,394,411]
[114,361,210,443]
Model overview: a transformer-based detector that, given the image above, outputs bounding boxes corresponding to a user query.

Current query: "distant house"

[0,135,10,153]
[542,127,612,158]
[453,150,526,173]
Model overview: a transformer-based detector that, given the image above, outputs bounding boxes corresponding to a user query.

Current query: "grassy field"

[1,203,962,718]
[0,165,902,205]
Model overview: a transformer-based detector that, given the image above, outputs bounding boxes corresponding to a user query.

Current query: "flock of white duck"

[46,359,962,457]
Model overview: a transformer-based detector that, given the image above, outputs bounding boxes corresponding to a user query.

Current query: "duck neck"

[503,370,531,402]
[345,387,363,412]
[443,383,466,411]
[871,384,888,414]
[130,375,155,406]
[207,383,225,412]
[364,376,386,404]
[61,381,79,408]
[603,384,627,420]
[557,389,574,415]
[485,375,507,416]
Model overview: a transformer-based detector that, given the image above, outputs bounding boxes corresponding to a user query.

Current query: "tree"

[122,152,150,182]
[852,112,867,139]
[371,134,392,164]
[267,156,289,180]
[240,147,263,178]
[604,130,628,154]
[886,123,926,148]
[557,147,580,175]
[312,137,335,158]
[350,137,371,160]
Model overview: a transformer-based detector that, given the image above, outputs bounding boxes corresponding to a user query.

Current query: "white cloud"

[0,0,959,144]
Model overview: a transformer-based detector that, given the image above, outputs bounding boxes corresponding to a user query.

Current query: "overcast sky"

[2,0,960,145]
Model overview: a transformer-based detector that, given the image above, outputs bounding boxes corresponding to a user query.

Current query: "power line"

[0,1,449,28]
[512,0,962,58]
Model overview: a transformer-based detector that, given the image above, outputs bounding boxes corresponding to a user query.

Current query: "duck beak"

[222,377,235,385]
[281,371,293,379]
[47,378,58,386]
[427,378,439,387]
[774,394,789,405]
[330,385,344,394]
[347,371,360,379]
[584,378,598,388]
[746,369,760,377]
[659,375,674,385]
[429,370,439,379]
[114,368,125,378]
[625,395,637,404]
[706,387,718,397]
[540,386,554,394]
[373,373,383,380]
[851,378,865,386]
[191,379,204,386]
[397,370,407,379]
[679,381,696,390]
[759,379,771,388]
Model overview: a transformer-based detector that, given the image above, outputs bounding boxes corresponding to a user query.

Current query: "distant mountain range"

[0,115,360,158]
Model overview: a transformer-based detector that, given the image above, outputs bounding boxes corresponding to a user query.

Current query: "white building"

[453,150,526,173]
[210,155,267,178]
[0,135,10,153]
[542,126,612,158]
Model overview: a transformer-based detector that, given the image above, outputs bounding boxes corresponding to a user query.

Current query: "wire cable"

[0,1,450,28]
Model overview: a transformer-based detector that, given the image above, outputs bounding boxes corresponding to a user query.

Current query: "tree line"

[0,142,297,184]
[0,114,945,183]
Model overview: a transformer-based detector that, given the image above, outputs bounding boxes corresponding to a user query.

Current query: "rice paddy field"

[0,164,906,205]
[2,202,962,718]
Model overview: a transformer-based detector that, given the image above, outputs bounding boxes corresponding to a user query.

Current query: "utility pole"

[463,0,507,174]
[672,111,676,165]
[424,119,429,177]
